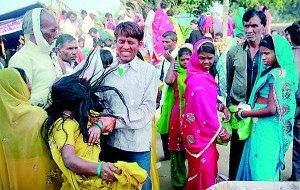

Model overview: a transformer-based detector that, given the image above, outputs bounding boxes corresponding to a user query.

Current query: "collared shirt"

[103,57,158,152]
[64,61,75,74]
[244,42,260,101]
[9,41,63,108]
[226,41,262,106]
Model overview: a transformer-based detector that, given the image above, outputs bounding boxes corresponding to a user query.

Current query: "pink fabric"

[73,21,79,30]
[77,49,85,63]
[59,11,66,23]
[186,145,218,190]
[258,6,264,11]
[203,15,214,34]
[227,17,234,37]
[134,13,145,28]
[152,8,175,64]
[181,39,220,189]
[265,11,272,35]
[168,72,185,151]
[213,16,223,35]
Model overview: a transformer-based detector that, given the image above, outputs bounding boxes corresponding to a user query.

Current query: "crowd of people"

[0,1,300,190]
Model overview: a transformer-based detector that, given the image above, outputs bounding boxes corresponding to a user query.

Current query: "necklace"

[62,112,72,118]
[62,112,80,126]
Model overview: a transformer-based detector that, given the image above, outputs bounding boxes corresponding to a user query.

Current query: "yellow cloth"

[169,16,184,46]
[61,19,77,38]
[9,41,63,108]
[49,118,147,190]
[0,69,62,190]
[151,118,160,190]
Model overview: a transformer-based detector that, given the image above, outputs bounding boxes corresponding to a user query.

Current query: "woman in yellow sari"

[41,69,148,189]
[0,68,61,190]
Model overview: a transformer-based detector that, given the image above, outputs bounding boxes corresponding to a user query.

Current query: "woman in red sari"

[180,39,230,190]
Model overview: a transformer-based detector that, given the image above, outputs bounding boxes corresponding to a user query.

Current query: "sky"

[0,0,123,15]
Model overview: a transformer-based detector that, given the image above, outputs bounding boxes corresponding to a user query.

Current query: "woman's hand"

[222,106,231,122]
[234,108,244,121]
[99,117,116,133]
[219,128,230,142]
[88,124,101,145]
[101,162,122,181]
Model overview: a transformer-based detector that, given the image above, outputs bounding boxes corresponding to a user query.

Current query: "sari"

[170,45,193,188]
[203,15,214,34]
[151,119,160,190]
[49,118,148,190]
[152,8,175,64]
[265,11,272,35]
[234,7,245,37]
[180,40,222,190]
[0,69,61,190]
[236,35,298,181]
[134,13,145,29]
[169,16,184,46]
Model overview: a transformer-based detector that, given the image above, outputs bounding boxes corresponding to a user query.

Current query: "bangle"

[167,68,174,71]
[217,103,224,112]
[237,110,244,120]
[219,128,227,137]
[97,162,102,178]
[94,121,103,132]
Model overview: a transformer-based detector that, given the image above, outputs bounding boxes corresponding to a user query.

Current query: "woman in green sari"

[157,44,193,188]
[234,7,245,37]
[235,34,298,181]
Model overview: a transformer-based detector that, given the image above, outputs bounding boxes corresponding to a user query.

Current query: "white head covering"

[32,8,53,53]
[22,8,52,53]
[118,10,126,16]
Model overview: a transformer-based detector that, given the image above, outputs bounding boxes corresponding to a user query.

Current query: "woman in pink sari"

[203,14,214,34]
[152,0,175,64]
[180,39,231,190]
[134,13,145,30]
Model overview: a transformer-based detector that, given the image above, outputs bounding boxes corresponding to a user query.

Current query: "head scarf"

[186,39,213,81]
[31,8,53,53]
[156,44,193,134]
[248,34,298,169]
[133,13,144,27]
[177,43,193,115]
[234,7,245,37]
[181,39,221,159]
[0,69,60,189]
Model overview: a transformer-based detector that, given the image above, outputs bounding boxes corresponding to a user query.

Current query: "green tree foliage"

[276,1,300,22]
[234,0,294,10]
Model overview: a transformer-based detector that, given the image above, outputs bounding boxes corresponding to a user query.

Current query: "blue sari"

[236,35,298,181]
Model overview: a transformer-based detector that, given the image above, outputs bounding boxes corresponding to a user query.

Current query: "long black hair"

[42,49,128,145]
[190,19,204,35]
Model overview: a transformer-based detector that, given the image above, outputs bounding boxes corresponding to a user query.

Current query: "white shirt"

[157,46,179,105]
[9,41,63,107]
[82,16,95,34]
[103,57,158,152]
